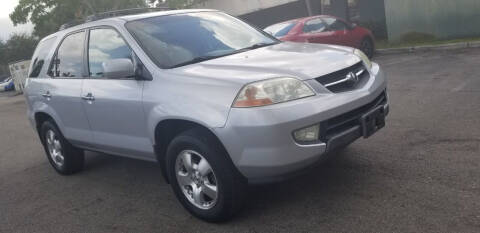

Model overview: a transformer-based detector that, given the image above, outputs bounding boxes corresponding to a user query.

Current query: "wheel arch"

[34,111,62,144]
[153,119,237,184]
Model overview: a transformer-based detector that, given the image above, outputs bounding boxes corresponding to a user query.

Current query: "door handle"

[81,93,95,101]
[41,91,52,98]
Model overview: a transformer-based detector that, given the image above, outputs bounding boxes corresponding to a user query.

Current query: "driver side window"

[88,28,132,78]
[303,18,327,34]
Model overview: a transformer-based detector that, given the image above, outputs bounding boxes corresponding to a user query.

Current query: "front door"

[80,27,152,159]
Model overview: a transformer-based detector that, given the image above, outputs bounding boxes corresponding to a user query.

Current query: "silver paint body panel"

[25,10,388,180]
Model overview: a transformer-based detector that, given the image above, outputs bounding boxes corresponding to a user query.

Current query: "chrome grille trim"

[315,62,369,93]
[324,69,366,88]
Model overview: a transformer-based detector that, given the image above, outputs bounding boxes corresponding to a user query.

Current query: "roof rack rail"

[85,7,172,22]
[59,7,172,31]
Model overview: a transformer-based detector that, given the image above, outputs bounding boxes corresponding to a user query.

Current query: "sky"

[0,0,33,41]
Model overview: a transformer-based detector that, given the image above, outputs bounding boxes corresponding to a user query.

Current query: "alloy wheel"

[45,130,64,167]
[175,150,218,210]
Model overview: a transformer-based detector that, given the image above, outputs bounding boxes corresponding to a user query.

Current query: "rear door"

[299,18,336,44]
[29,31,93,146]
[80,27,151,159]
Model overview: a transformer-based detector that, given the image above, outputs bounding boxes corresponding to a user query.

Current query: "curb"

[376,41,480,55]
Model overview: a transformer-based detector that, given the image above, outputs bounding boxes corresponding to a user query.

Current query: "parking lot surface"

[1,48,480,233]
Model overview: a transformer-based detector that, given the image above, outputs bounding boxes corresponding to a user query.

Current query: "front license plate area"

[360,106,386,138]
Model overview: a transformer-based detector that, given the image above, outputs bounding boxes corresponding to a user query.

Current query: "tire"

[360,37,375,59]
[166,128,247,222]
[40,120,84,175]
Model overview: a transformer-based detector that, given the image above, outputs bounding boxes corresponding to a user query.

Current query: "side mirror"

[102,58,135,79]
[350,23,357,29]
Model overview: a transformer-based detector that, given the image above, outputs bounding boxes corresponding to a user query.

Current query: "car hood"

[169,42,362,84]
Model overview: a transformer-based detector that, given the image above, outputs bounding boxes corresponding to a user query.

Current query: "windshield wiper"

[169,42,279,69]
[238,42,279,52]
[170,55,221,68]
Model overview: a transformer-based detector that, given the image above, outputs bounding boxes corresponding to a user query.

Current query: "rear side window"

[88,28,132,78]
[264,22,297,37]
[303,18,327,33]
[49,31,85,78]
[29,37,56,78]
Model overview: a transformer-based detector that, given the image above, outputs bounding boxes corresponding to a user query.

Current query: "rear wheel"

[360,37,375,58]
[40,120,84,175]
[166,128,247,222]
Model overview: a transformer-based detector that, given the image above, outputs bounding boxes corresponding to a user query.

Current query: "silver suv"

[25,9,388,221]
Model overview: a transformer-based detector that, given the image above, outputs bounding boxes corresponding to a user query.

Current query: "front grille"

[320,91,387,141]
[315,62,369,93]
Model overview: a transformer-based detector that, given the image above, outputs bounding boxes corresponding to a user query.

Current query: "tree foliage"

[10,0,147,38]
[150,0,208,9]
[0,34,38,76]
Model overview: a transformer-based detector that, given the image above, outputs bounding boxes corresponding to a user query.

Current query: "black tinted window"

[323,17,348,31]
[50,31,85,78]
[29,37,56,77]
[265,22,297,37]
[303,18,327,33]
[88,28,132,78]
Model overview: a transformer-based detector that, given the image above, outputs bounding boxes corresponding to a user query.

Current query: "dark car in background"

[265,15,375,58]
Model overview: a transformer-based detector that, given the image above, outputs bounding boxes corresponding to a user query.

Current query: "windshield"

[264,21,297,37]
[125,11,278,69]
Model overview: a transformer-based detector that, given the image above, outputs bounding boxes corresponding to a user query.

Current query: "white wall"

[194,0,298,16]
[8,60,30,92]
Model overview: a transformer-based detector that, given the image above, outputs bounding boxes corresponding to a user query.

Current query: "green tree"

[150,0,207,9]
[10,0,147,38]
[0,40,7,75]
[0,33,38,76]
[4,34,38,63]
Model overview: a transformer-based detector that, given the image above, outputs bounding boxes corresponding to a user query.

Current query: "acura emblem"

[346,71,359,84]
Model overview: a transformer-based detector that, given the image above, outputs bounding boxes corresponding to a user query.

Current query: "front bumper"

[213,63,388,184]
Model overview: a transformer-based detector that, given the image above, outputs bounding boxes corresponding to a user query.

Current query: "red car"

[264,15,375,58]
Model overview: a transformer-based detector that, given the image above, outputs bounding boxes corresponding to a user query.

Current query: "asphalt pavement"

[1,48,479,232]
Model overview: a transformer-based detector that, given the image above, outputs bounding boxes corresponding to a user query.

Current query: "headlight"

[233,77,315,108]
[354,49,372,69]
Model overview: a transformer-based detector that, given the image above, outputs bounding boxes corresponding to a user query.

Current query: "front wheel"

[166,128,247,222]
[360,37,375,59]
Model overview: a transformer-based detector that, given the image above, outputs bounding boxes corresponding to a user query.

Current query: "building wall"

[330,0,348,19]
[240,1,318,28]
[195,0,320,29]
[195,0,300,16]
[385,0,480,41]
[357,0,387,39]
